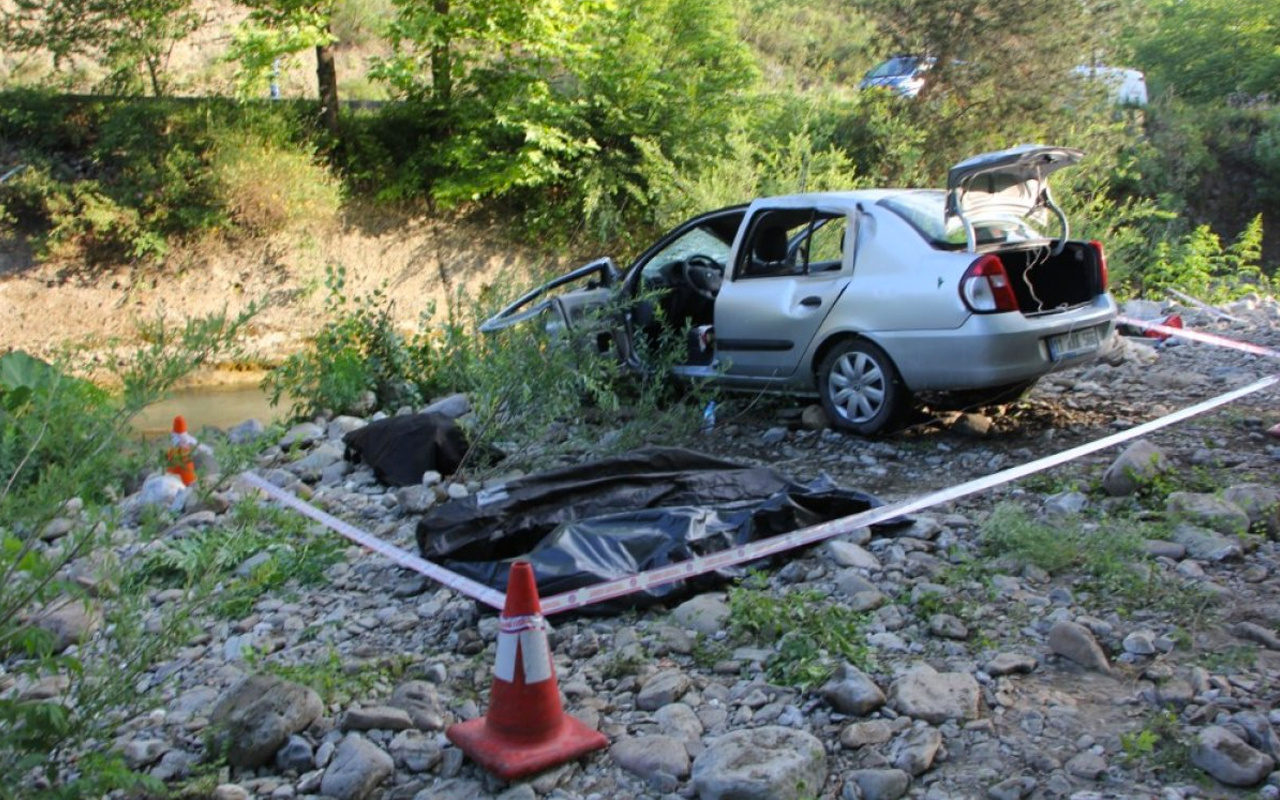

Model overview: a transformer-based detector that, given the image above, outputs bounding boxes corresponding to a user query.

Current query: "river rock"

[274,734,315,773]
[209,675,323,768]
[1101,440,1169,496]
[670,594,731,635]
[841,719,896,749]
[279,422,324,449]
[1191,725,1275,787]
[827,541,881,570]
[227,418,266,444]
[891,724,942,776]
[1172,524,1243,561]
[1223,484,1280,534]
[637,669,691,711]
[389,680,447,731]
[340,704,414,731]
[319,733,394,800]
[887,667,980,723]
[844,768,911,800]
[985,652,1038,676]
[821,663,886,715]
[1048,620,1111,673]
[28,596,102,653]
[692,726,827,800]
[1167,492,1251,536]
[423,393,471,419]
[610,734,691,780]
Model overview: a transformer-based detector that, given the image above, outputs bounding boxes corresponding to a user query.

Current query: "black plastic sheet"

[343,412,475,487]
[415,447,902,612]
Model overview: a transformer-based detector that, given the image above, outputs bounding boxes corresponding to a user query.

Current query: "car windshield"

[639,224,735,279]
[866,56,919,78]
[880,190,1046,250]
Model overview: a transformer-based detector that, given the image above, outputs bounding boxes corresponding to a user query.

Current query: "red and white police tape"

[239,371,1276,616]
[238,472,507,610]
[1116,314,1280,359]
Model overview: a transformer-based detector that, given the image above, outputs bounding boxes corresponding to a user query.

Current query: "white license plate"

[1047,326,1102,361]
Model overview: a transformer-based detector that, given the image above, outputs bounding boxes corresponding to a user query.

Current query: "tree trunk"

[315,40,339,138]
[430,0,451,105]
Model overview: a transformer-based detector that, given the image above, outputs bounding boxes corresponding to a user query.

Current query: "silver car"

[484,145,1117,434]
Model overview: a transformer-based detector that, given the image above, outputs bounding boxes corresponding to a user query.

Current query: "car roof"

[743,189,918,210]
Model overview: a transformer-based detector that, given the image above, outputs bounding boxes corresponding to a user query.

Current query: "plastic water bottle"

[702,401,717,433]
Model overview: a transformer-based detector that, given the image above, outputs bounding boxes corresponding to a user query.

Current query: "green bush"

[211,128,343,235]
[0,91,335,263]
[0,307,257,798]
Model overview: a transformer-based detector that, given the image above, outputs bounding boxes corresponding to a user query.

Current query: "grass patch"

[977,503,1219,620]
[125,498,343,619]
[246,648,412,708]
[728,573,873,690]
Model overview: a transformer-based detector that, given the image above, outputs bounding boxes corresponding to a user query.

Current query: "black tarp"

[343,413,475,487]
[415,447,904,611]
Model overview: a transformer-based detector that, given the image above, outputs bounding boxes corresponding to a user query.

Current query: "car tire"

[818,339,905,435]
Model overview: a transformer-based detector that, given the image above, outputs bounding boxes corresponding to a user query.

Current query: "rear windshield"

[866,56,920,78]
[880,190,1046,250]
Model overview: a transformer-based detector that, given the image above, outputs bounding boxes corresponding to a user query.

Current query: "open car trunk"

[996,241,1103,316]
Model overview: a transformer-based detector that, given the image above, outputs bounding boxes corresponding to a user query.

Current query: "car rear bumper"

[877,297,1118,391]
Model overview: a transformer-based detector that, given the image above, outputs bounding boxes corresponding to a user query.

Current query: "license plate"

[1047,326,1102,361]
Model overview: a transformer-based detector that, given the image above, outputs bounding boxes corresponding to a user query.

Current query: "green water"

[133,376,290,438]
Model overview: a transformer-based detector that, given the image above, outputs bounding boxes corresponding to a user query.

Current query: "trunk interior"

[998,241,1102,315]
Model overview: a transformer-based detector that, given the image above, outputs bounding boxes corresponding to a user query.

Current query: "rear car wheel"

[818,339,905,435]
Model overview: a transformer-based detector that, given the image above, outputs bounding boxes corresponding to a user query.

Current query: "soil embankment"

[0,212,563,373]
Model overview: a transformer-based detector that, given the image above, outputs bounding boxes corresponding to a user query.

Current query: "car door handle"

[800,296,822,308]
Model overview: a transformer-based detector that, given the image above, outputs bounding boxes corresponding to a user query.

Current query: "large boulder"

[209,675,323,768]
[1101,440,1169,496]
[692,726,827,800]
[887,667,981,723]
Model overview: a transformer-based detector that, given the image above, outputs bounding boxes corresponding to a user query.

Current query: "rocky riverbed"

[14,295,1280,800]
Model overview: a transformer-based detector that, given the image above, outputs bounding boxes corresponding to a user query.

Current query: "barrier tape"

[500,613,546,634]
[239,327,1278,616]
[238,473,507,610]
[540,373,1278,613]
[1117,315,1280,359]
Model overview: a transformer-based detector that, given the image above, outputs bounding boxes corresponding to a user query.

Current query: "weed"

[977,503,1217,621]
[1197,644,1259,673]
[1119,708,1190,778]
[728,576,873,690]
[246,648,411,708]
[126,498,342,620]
[600,648,648,681]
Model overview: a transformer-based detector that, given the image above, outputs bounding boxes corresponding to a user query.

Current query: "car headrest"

[753,226,788,262]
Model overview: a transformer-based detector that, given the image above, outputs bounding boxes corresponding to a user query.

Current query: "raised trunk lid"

[945,145,1084,252]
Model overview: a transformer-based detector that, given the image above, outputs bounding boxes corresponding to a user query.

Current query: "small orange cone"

[166,415,197,486]
[446,561,608,780]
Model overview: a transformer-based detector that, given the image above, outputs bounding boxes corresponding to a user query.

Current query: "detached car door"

[714,206,852,379]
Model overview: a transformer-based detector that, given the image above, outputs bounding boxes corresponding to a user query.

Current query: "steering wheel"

[679,254,724,301]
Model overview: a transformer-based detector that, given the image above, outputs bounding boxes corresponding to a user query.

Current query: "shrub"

[211,128,342,235]
[0,307,257,798]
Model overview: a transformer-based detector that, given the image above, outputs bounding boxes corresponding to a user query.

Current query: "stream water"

[132,374,290,438]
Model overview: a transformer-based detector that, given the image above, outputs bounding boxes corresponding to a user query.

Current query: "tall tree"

[1128,0,1280,102]
[1,0,201,96]
[859,0,1127,170]
[231,0,344,137]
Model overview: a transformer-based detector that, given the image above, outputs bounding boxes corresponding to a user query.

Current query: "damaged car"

[483,144,1117,434]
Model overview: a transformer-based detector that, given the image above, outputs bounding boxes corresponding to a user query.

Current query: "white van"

[1073,66,1149,106]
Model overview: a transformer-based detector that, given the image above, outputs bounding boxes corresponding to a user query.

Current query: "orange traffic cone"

[166,415,197,486]
[446,561,608,780]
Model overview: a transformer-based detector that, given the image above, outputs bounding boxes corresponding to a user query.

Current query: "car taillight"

[1089,240,1108,291]
[959,254,1019,313]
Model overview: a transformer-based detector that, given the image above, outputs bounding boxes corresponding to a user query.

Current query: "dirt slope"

[0,211,568,374]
